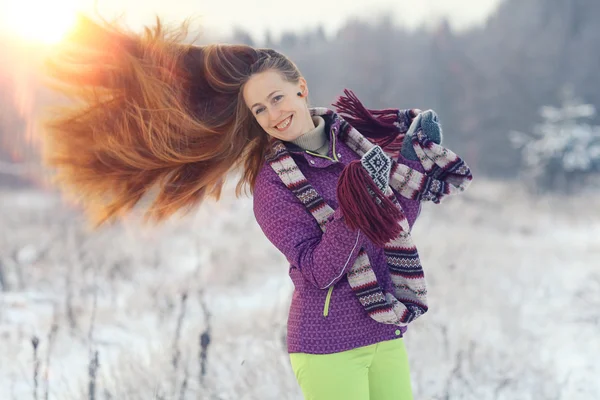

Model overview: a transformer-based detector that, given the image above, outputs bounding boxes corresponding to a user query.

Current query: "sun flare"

[0,0,80,45]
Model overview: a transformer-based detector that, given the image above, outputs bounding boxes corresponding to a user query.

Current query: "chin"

[288,130,304,141]
[270,129,298,141]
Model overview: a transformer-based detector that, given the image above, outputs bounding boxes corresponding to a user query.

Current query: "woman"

[44,17,472,400]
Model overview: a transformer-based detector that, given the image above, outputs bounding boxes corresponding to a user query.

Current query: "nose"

[267,107,281,126]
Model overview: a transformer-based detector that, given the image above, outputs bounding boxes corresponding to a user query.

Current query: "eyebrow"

[251,91,280,110]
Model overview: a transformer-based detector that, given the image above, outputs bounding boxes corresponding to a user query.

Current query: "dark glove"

[401,110,443,161]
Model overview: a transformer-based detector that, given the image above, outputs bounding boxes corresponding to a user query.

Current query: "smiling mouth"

[274,115,293,131]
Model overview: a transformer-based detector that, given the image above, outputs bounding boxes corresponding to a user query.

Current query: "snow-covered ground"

[0,178,598,400]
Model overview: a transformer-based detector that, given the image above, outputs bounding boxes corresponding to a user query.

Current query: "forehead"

[243,70,289,106]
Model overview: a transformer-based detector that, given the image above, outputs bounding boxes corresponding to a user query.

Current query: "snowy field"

[0,178,599,400]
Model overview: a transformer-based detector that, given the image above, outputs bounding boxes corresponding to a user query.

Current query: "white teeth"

[277,116,291,129]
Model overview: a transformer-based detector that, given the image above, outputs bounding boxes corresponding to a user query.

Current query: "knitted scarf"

[266,95,472,327]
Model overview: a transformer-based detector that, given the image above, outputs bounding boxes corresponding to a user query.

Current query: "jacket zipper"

[323,286,334,317]
[305,130,339,162]
[309,132,337,318]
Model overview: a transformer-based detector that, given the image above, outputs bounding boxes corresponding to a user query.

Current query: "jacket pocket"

[323,286,334,317]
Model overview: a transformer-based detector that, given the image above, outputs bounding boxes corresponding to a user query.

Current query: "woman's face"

[243,70,314,142]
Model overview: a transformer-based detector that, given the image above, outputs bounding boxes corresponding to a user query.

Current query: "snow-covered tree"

[510,88,600,193]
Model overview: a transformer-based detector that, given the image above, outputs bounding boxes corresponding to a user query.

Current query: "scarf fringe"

[336,160,403,246]
[332,89,400,148]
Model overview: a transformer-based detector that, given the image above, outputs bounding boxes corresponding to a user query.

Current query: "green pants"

[289,338,413,400]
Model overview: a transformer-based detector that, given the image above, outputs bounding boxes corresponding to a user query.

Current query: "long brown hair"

[43,16,303,226]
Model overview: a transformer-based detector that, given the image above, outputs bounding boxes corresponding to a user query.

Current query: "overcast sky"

[79,0,502,40]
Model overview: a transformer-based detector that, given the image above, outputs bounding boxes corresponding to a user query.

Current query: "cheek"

[255,114,270,130]
[290,97,307,112]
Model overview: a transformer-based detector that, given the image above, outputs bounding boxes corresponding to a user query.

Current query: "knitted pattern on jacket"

[267,108,472,327]
[252,110,471,354]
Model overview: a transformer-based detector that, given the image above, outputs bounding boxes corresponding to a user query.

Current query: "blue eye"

[255,95,283,115]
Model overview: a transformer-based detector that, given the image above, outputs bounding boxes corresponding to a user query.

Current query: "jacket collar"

[284,109,342,157]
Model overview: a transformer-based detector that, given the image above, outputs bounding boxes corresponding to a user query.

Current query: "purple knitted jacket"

[253,114,425,354]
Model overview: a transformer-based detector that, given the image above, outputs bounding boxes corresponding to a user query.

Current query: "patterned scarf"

[266,105,472,327]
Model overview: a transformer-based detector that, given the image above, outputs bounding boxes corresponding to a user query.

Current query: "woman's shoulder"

[253,159,290,206]
[254,159,277,189]
[252,158,312,225]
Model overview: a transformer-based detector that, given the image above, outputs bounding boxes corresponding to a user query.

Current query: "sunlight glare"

[0,0,80,45]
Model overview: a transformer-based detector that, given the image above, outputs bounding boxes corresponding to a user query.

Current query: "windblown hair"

[43,16,303,226]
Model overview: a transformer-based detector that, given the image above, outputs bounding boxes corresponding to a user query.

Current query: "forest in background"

[0,0,599,186]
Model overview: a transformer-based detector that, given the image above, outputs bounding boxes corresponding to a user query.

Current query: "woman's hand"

[360,145,392,193]
[401,109,443,161]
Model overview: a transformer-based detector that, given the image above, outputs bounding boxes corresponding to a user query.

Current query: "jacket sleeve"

[253,166,368,290]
